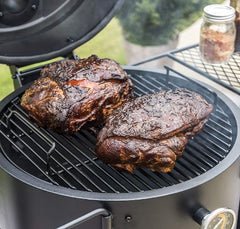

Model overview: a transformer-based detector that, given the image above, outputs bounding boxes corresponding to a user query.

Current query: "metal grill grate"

[171,44,240,95]
[0,68,236,193]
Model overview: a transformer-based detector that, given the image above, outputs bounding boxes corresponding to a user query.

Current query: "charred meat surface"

[96,89,213,173]
[21,55,133,133]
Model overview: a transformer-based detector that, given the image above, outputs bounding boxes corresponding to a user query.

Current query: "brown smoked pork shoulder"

[21,55,133,133]
[96,88,213,173]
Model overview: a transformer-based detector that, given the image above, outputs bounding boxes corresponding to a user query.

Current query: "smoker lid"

[0,0,123,66]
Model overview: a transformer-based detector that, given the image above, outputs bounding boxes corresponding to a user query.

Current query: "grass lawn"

[0,18,126,100]
[75,18,126,64]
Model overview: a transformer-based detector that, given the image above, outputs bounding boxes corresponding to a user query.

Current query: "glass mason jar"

[230,0,240,52]
[199,4,236,65]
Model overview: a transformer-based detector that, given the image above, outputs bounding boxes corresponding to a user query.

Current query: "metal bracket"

[10,65,23,88]
[56,208,112,229]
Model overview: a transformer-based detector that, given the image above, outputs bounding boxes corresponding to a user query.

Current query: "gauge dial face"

[202,208,236,229]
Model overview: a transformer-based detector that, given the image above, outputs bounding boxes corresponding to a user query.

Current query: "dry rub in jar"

[199,4,236,64]
[230,0,240,52]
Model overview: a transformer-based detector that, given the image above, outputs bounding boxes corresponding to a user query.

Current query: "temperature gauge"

[201,208,236,229]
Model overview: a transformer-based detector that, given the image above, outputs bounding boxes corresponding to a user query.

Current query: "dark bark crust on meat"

[21,55,133,133]
[96,88,213,173]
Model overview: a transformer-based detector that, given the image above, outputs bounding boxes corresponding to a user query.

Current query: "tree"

[117,0,224,46]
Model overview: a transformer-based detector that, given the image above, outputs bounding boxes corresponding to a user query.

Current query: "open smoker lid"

[0,0,123,66]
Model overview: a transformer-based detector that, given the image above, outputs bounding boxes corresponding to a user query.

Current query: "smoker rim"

[0,66,239,201]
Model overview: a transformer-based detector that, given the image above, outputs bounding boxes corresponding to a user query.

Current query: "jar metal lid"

[203,4,235,22]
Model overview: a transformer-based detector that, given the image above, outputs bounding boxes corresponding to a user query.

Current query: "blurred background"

[0,0,225,100]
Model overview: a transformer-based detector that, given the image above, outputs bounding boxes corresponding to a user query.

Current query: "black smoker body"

[0,0,240,228]
[0,67,240,229]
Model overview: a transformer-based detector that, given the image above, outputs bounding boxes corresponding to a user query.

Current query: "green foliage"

[75,18,126,64]
[117,0,224,46]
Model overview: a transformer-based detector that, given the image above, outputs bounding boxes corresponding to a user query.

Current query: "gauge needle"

[213,218,223,229]
[213,214,226,229]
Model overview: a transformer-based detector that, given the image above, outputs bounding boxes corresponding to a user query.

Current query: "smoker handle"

[56,208,112,229]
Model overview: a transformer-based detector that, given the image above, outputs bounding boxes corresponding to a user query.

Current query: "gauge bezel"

[201,208,236,229]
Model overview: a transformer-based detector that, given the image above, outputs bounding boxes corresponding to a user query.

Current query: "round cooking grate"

[0,67,238,200]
